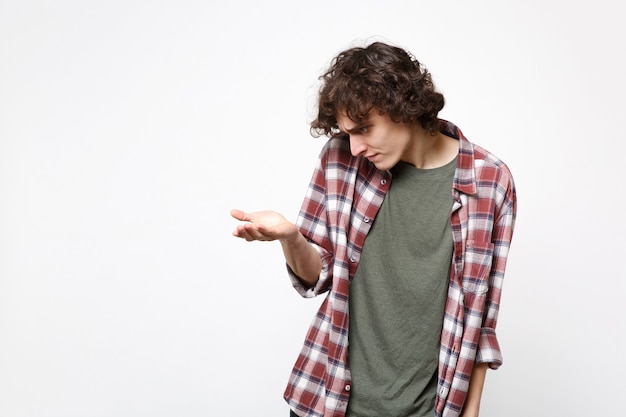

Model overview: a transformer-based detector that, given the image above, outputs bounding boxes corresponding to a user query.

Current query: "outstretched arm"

[231,209,322,287]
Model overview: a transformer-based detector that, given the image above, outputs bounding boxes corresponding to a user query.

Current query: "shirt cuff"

[476,327,503,369]
[287,244,332,298]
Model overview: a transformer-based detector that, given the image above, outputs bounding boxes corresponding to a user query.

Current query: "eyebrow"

[339,121,367,135]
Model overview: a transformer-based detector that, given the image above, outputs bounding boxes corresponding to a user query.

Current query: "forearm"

[461,362,489,417]
[280,232,322,287]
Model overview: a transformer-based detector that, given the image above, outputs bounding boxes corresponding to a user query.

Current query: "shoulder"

[315,136,385,187]
[469,143,517,217]
[320,136,351,160]
[470,143,515,188]
[442,119,514,186]
[318,136,363,171]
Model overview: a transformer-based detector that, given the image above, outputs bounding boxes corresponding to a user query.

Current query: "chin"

[371,158,394,171]
[373,162,392,171]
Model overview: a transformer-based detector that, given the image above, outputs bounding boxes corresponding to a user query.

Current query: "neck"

[402,126,458,169]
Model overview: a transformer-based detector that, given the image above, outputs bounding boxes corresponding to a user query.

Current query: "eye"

[359,126,369,134]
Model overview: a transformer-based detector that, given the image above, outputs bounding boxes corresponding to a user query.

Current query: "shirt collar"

[439,119,477,195]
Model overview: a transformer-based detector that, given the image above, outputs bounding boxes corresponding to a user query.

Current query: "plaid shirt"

[284,120,517,417]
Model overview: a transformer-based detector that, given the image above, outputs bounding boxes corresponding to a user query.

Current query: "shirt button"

[345,384,351,392]
[349,257,356,263]
[364,217,370,223]
[381,179,387,185]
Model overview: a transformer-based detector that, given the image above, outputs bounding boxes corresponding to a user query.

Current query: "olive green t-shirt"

[346,157,456,417]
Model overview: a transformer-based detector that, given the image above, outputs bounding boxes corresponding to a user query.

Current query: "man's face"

[336,111,417,171]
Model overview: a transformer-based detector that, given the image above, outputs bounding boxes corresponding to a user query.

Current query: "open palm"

[230,209,298,242]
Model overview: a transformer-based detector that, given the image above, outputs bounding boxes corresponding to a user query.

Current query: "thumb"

[230,209,249,221]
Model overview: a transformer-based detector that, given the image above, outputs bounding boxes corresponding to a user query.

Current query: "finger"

[230,209,248,221]
[232,226,247,238]
[233,227,259,241]
[233,223,259,241]
[242,223,277,241]
[255,223,278,239]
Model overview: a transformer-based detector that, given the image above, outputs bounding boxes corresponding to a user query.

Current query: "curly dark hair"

[311,42,445,137]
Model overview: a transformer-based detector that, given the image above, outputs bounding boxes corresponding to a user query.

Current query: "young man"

[231,41,517,417]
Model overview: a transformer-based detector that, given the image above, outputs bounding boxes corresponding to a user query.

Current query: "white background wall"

[1,0,624,416]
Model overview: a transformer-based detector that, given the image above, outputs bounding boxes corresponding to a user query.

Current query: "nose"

[349,135,367,157]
